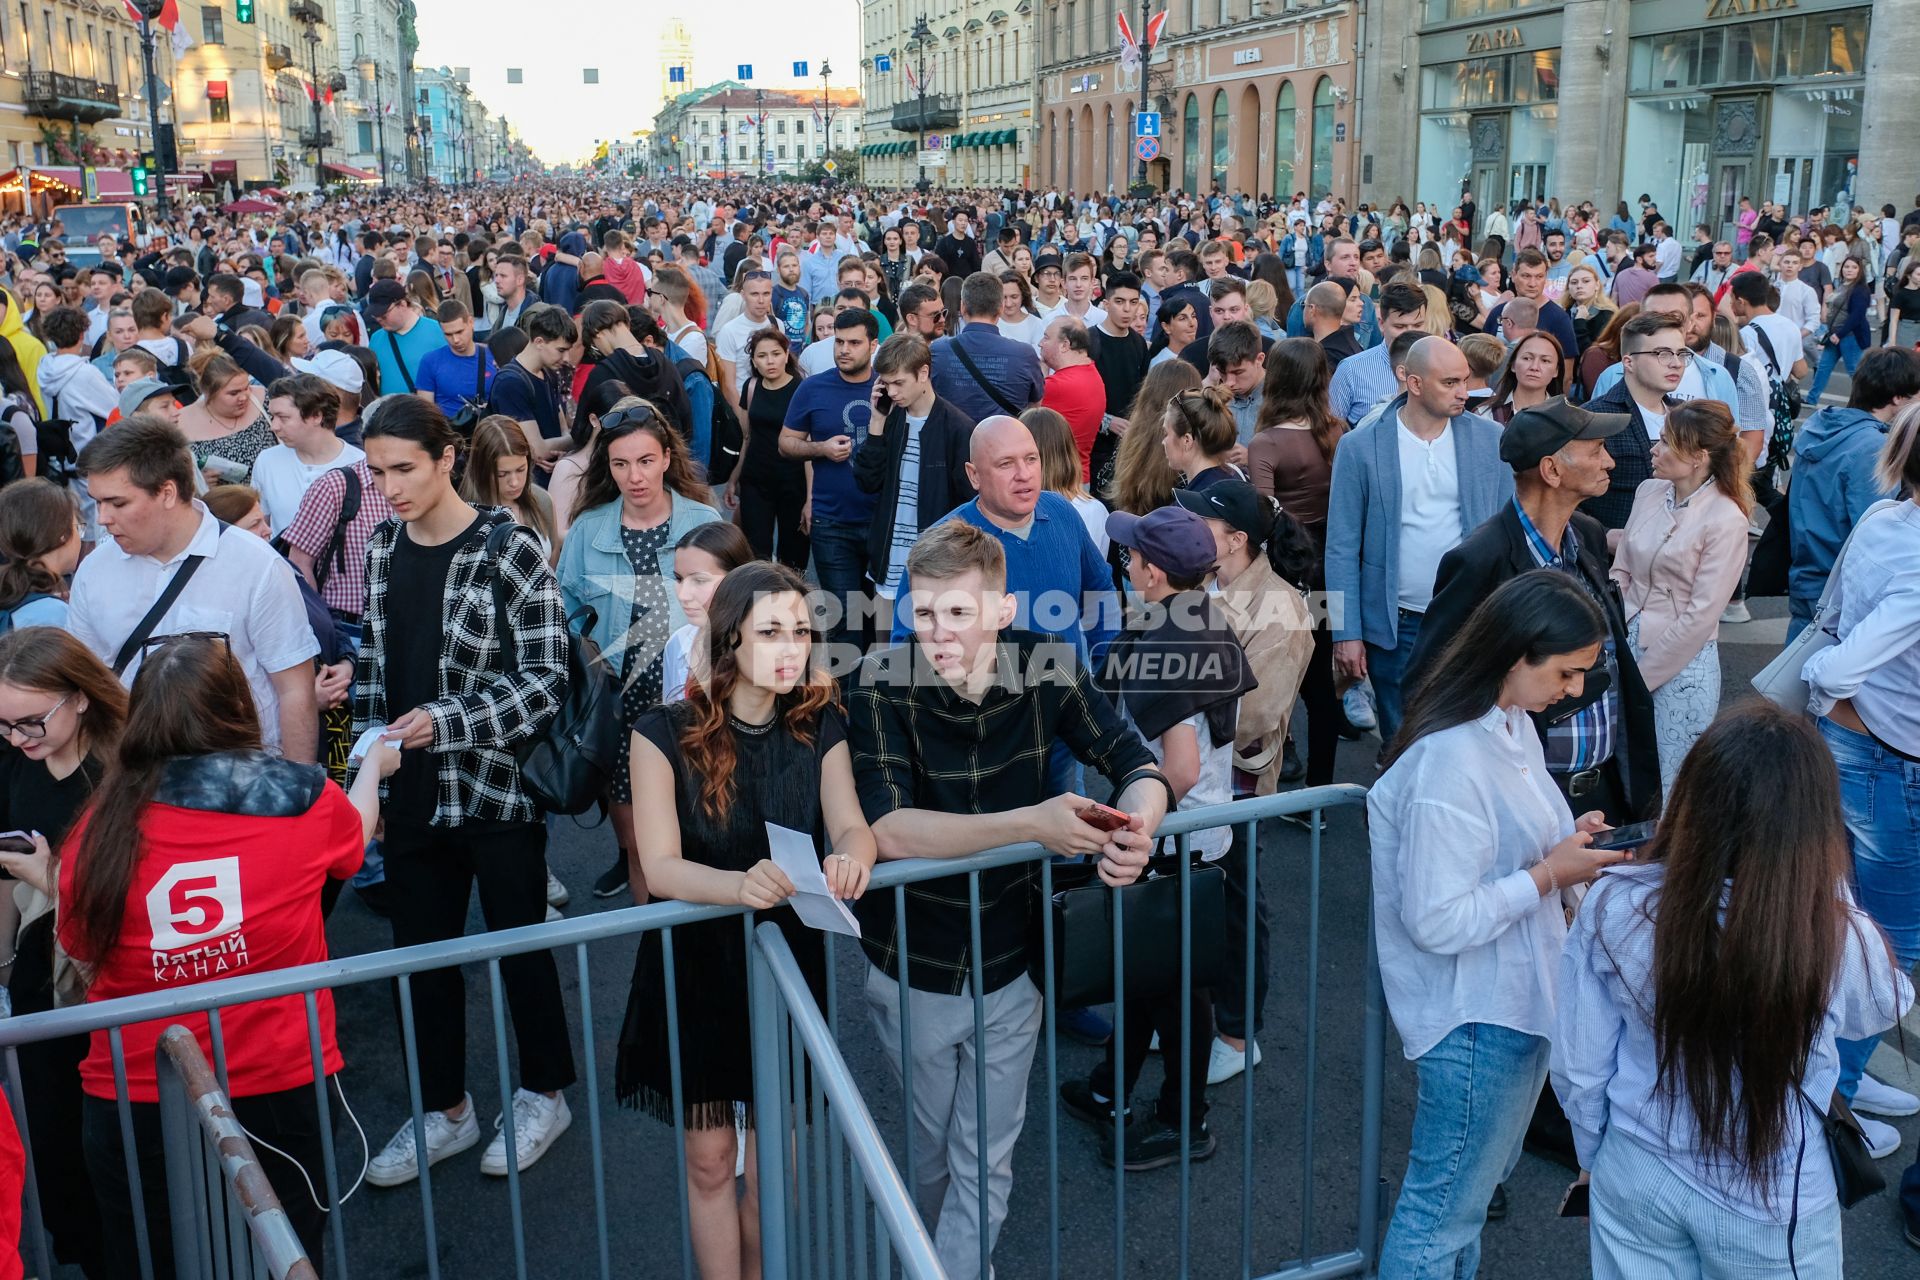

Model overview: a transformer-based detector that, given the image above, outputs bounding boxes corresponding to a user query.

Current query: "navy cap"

[1105,505,1219,579]
[363,278,407,321]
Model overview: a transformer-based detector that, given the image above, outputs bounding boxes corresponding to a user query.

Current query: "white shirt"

[1127,707,1232,859]
[1070,493,1110,556]
[1804,500,1920,756]
[716,313,773,392]
[1041,298,1107,330]
[68,505,320,752]
[1394,416,1461,613]
[796,338,837,378]
[1368,704,1574,1060]
[662,623,696,704]
[1741,313,1801,381]
[997,313,1048,349]
[251,440,365,536]
[1775,277,1820,334]
[879,413,926,597]
[667,320,708,369]
[1653,236,1683,279]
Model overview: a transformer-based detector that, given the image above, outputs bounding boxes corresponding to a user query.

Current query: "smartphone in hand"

[1077,803,1131,834]
[1558,1179,1590,1218]
[1589,820,1658,853]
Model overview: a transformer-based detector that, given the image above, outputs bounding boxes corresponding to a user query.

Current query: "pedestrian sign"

[1135,136,1160,162]
[1135,112,1161,138]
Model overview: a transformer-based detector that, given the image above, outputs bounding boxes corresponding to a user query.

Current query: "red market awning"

[93,168,133,199]
[0,168,87,199]
[35,167,82,190]
[322,162,378,182]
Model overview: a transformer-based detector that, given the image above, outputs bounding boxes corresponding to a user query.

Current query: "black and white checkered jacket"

[353,507,568,827]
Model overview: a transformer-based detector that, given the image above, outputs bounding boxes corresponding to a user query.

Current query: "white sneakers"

[1206,1037,1262,1086]
[366,1094,481,1187]
[481,1089,572,1177]
[1852,1073,1920,1118]
[1859,1113,1903,1161]
[1342,685,1378,732]
[365,1089,571,1187]
[545,870,570,909]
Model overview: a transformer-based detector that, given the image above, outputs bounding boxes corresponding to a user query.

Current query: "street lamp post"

[754,86,765,177]
[910,16,932,188]
[819,59,832,173]
[293,3,329,186]
[358,58,388,186]
[133,0,171,217]
[1133,0,1153,194]
[720,99,729,183]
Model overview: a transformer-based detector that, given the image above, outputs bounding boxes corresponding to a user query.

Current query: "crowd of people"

[0,170,1908,1279]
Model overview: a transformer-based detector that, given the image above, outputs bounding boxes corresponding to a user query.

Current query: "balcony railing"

[23,71,119,125]
[890,93,960,132]
[288,0,324,25]
[299,129,334,150]
[266,43,292,70]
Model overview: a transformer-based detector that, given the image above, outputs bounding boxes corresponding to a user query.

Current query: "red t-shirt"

[1041,361,1108,481]
[0,1086,19,1280]
[59,783,363,1103]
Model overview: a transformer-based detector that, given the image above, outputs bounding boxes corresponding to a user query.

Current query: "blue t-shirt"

[372,316,448,396]
[783,369,876,525]
[415,345,496,417]
[772,285,811,351]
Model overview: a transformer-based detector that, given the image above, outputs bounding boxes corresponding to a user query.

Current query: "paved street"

[182,595,1913,1280]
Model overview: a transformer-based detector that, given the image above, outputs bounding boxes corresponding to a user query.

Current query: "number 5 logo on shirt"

[145,858,245,952]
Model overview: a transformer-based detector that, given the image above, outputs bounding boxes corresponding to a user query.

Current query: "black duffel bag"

[1033,848,1226,1009]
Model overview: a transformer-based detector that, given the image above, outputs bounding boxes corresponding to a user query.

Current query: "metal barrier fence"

[0,784,1378,1280]
[154,1026,320,1280]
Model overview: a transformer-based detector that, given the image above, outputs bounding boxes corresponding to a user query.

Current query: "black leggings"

[736,471,810,570]
[82,1082,333,1279]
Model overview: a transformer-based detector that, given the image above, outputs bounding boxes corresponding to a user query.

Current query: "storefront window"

[1421,49,1557,111]
[1272,81,1295,200]
[1421,0,1544,22]
[1634,11,1868,92]
[1506,105,1556,206]
[1211,89,1228,191]
[1181,93,1199,194]
[1310,77,1335,201]
[1418,113,1472,215]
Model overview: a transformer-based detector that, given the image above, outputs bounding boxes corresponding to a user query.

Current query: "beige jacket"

[1609,477,1749,690]
[1215,557,1315,795]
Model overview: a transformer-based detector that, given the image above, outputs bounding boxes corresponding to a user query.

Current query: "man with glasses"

[1691,240,1735,292]
[1586,282,1740,410]
[68,416,319,759]
[896,282,947,341]
[1578,311,1689,529]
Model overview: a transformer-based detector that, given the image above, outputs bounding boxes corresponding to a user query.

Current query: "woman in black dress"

[617,562,876,1280]
[730,329,809,571]
[0,627,128,1278]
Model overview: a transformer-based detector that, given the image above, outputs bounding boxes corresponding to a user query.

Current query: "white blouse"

[1368,704,1574,1060]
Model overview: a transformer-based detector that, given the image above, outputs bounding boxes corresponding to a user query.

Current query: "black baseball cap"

[161,265,198,295]
[1173,481,1270,539]
[363,278,407,321]
[1500,396,1631,470]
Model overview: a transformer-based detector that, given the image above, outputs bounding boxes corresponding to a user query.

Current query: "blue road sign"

[738,64,753,80]
[669,66,685,83]
[793,61,808,77]
[1135,111,1161,138]
[875,54,892,72]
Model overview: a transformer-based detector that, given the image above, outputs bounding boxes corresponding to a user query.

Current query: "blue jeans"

[1364,608,1424,746]
[1806,334,1864,406]
[1820,716,1920,1098]
[1589,1125,1843,1279]
[809,517,871,655]
[1379,1022,1550,1280]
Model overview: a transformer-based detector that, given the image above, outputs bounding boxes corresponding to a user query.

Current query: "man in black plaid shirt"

[849,521,1171,1278]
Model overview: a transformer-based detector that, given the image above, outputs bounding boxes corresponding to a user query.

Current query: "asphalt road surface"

[65,595,1914,1279]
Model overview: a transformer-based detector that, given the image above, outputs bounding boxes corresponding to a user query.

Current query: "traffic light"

[133,155,152,197]
[236,0,254,23]
[131,166,148,197]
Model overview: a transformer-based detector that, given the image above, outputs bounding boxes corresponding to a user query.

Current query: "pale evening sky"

[409,2,863,165]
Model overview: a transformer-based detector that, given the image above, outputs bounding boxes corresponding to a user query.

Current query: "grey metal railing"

[155,1025,320,1280]
[0,785,1379,1280]
[751,921,946,1279]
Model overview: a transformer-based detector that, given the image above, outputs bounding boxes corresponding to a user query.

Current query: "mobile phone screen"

[1589,820,1658,853]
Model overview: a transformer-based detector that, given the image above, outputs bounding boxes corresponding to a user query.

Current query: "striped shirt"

[878,414,924,598]
[1513,500,1619,773]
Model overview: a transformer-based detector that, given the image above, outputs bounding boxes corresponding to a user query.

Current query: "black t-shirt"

[1892,286,1920,322]
[384,515,482,823]
[1087,326,1149,418]
[1319,327,1363,370]
[0,747,101,854]
[491,361,563,444]
[742,375,802,489]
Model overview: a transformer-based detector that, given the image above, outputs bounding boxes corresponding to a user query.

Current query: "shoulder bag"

[383,330,416,393]
[946,338,1024,418]
[1751,499,1900,711]
[1800,1087,1885,1209]
[482,522,620,814]
[111,553,210,675]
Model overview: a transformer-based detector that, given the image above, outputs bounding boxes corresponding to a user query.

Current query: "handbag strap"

[483,520,522,676]
[384,329,416,393]
[947,338,1023,418]
[112,553,209,674]
[1811,498,1901,620]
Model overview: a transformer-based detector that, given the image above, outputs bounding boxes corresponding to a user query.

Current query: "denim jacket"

[1279,232,1324,272]
[556,490,722,666]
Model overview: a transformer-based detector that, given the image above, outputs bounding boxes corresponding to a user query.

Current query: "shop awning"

[0,167,87,199]
[322,161,379,182]
[93,168,133,199]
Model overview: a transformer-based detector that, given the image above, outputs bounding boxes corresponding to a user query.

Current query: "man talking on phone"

[849,520,1169,1279]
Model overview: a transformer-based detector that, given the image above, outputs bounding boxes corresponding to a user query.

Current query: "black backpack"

[278,464,361,594]
[671,353,740,484]
[482,521,620,814]
[151,337,199,406]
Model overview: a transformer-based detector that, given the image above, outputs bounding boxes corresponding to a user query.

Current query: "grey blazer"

[1322,399,1514,648]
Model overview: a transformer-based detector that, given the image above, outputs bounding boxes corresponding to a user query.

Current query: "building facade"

[654,86,861,179]
[171,0,349,188]
[858,0,1036,187]
[415,65,487,184]
[1034,0,1358,200]
[332,0,405,184]
[1359,0,1915,234]
[0,1,176,209]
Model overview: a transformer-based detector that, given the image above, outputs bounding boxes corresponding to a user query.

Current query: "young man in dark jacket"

[854,332,977,620]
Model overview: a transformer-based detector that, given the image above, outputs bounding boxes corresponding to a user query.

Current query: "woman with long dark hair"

[1246,252,1296,329]
[617,562,876,1279]
[1109,359,1196,517]
[462,415,558,559]
[1371,571,1629,1277]
[1808,254,1872,405]
[0,479,80,628]
[1246,337,1345,787]
[1554,703,1910,1276]
[554,377,631,542]
[1486,331,1567,425]
[62,636,395,1278]
[557,397,719,902]
[0,627,125,1277]
[731,327,809,569]
[0,335,42,477]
